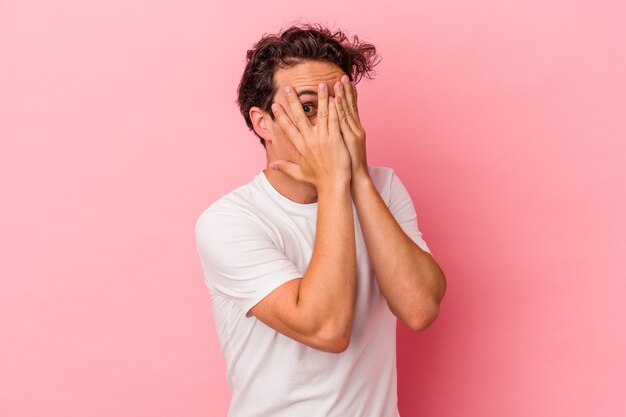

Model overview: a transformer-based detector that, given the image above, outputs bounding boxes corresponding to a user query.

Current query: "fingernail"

[342,75,350,84]
[271,164,278,170]
[284,86,292,96]
[319,83,326,92]
[271,103,279,112]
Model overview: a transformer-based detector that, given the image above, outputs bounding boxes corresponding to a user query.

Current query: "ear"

[249,106,273,142]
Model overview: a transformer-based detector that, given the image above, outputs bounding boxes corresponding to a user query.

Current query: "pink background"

[1,1,625,416]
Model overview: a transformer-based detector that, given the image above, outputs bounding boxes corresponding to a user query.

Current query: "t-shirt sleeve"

[195,208,303,317]
[387,170,433,255]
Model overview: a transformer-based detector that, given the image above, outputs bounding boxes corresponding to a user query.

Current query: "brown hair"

[236,23,381,146]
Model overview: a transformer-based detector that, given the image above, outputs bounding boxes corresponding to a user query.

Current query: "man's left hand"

[333,75,370,183]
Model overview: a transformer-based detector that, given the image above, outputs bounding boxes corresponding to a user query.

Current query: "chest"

[263,207,378,301]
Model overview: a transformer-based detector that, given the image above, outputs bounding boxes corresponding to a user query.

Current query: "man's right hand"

[269,83,352,191]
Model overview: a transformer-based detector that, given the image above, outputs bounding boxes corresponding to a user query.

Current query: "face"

[265,60,347,162]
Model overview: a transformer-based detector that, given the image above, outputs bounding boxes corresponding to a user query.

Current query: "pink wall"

[1,1,624,416]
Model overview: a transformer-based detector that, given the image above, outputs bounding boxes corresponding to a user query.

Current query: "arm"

[250,82,356,352]
[332,76,446,331]
[249,180,355,352]
[350,172,446,331]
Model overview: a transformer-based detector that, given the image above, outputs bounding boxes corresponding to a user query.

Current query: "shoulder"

[195,173,269,241]
[366,165,401,203]
[367,165,395,181]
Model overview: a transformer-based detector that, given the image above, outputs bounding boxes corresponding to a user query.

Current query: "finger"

[271,102,305,152]
[341,75,361,121]
[334,95,356,137]
[351,81,359,108]
[334,84,360,135]
[328,97,341,137]
[283,86,313,137]
[316,82,329,136]
[269,160,303,181]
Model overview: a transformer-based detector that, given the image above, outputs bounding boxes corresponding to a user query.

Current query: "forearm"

[296,180,357,343]
[351,174,446,331]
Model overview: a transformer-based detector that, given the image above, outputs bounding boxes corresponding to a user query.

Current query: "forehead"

[273,60,346,92]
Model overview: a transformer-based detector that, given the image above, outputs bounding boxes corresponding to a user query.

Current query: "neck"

[263,166,319,204]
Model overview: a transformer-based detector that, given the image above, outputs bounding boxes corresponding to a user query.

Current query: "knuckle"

[278,116,293,129]
[285,90,297,102]
[275,114,288,126]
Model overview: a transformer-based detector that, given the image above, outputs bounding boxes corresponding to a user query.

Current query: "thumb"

[269,160,302,181]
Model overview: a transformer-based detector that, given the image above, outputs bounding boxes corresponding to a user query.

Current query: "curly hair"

[236,23,381,147]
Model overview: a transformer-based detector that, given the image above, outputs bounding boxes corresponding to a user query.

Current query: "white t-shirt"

[195,166,431,417]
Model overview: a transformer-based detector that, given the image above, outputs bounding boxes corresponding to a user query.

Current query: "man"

[195,23,446,416]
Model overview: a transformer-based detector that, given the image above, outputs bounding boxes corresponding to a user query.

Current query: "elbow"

[315,322,352,353]
[405,268,447,332]
[404,302,441,332]
[324,335,351,353]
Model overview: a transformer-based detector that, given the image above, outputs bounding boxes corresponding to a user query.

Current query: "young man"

[195,23,446,416]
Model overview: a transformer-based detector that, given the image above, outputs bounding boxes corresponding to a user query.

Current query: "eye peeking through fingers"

[302,103,317,116]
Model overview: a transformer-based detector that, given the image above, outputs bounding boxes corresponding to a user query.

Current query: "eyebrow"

[296,89,318,97]
[296,89,336,99]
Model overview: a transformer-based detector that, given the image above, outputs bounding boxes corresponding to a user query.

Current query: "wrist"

[351,169,373,190]
[317,176,351,195]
